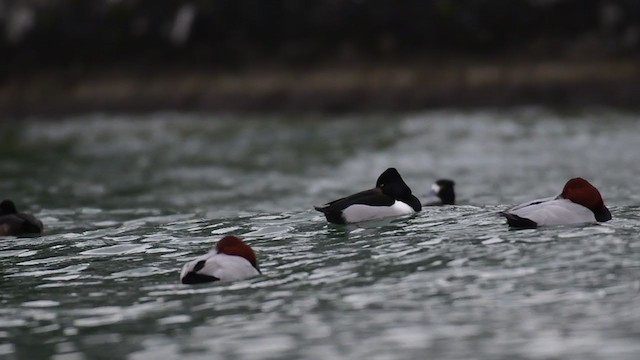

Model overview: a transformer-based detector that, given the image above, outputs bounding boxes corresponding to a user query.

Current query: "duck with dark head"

[0,199,44,236]
[423,179,456,206]
[314,168,422,224]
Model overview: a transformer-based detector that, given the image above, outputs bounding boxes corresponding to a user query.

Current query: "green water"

[1,109,639,359]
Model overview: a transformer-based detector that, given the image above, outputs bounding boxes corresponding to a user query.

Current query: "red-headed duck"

[501,177,612,229]
[180,236,260,284]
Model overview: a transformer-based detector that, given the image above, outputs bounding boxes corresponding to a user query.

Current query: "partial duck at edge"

[0,199,43,236]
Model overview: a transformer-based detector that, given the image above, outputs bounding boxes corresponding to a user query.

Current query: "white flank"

[342,200,414,223]
[180,252,259,282]
[506,198,596,226]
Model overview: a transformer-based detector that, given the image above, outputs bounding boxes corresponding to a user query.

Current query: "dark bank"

[2,0,640,116]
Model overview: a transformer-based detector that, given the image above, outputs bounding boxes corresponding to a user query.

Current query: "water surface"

[1,109,639,359]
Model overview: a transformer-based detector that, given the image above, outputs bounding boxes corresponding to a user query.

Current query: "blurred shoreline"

[3,1,640,117]
[2,56,640,118]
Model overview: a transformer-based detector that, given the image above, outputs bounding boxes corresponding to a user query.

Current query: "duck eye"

[380,183,385,188]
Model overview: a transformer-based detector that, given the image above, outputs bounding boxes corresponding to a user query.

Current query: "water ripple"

[1,111,639,359]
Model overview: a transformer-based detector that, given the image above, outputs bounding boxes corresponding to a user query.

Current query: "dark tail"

[500,212,538,229]
[314,205,345,224]
[314,205,328,213]
[181,272,220,284]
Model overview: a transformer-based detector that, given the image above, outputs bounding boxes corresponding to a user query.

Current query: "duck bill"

[594,206,612,222]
